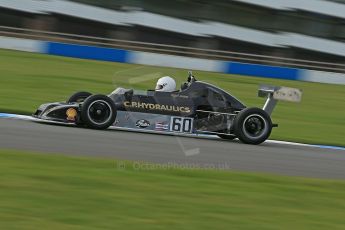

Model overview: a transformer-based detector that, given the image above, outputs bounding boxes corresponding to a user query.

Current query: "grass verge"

[0,149,345,230]
[0,49,344,146]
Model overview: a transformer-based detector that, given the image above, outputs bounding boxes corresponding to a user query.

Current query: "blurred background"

[0,0,344,72]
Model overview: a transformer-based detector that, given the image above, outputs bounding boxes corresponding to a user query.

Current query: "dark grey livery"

[33,72,302,144]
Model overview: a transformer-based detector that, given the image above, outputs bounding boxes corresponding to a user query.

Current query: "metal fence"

[1,26,344,73]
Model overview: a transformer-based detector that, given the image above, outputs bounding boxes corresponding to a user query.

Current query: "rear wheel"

[80,95,116,129]
[67,91,92,103]
[233,107,272,145]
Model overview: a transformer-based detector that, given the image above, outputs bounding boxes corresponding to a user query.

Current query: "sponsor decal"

[66,108,77,121]
[155,122,169,131]
[136,119,150,128]
[124,101,191,113]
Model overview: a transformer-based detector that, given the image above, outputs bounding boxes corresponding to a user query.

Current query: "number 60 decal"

[170,117,193,133]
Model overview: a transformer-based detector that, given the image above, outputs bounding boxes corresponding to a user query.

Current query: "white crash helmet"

[155,76,176,92]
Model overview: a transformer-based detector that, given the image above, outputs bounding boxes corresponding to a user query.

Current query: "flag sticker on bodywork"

[155,122,169,131]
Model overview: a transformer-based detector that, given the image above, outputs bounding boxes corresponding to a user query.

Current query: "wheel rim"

[87,100,112,125]
[242,114,267,139]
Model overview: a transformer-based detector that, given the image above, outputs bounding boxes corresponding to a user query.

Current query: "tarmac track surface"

[1,119,345,179]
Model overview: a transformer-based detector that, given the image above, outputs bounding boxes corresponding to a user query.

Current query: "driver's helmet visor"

[155,84,164,90]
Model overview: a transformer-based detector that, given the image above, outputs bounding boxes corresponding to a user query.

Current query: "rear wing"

[258,85,302,115]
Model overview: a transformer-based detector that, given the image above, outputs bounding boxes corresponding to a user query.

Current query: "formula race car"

[33,72,302,144]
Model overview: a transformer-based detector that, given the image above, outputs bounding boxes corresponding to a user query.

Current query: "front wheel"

[233,107,272,145]
[80,94,116,129]
[67,91,92,103]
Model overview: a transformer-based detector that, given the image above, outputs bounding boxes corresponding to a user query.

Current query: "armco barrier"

[1,36,344,85]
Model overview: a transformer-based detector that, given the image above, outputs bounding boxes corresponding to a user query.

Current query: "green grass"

[0,49,344,146]
[0,149,345,230]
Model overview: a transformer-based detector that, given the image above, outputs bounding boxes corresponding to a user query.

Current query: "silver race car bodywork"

[33,72,302,144]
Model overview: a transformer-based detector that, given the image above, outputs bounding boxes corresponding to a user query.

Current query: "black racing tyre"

[80,94,116,130]
[217,134,236,140]
[67,91,92,103]
[233,107,272,145]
